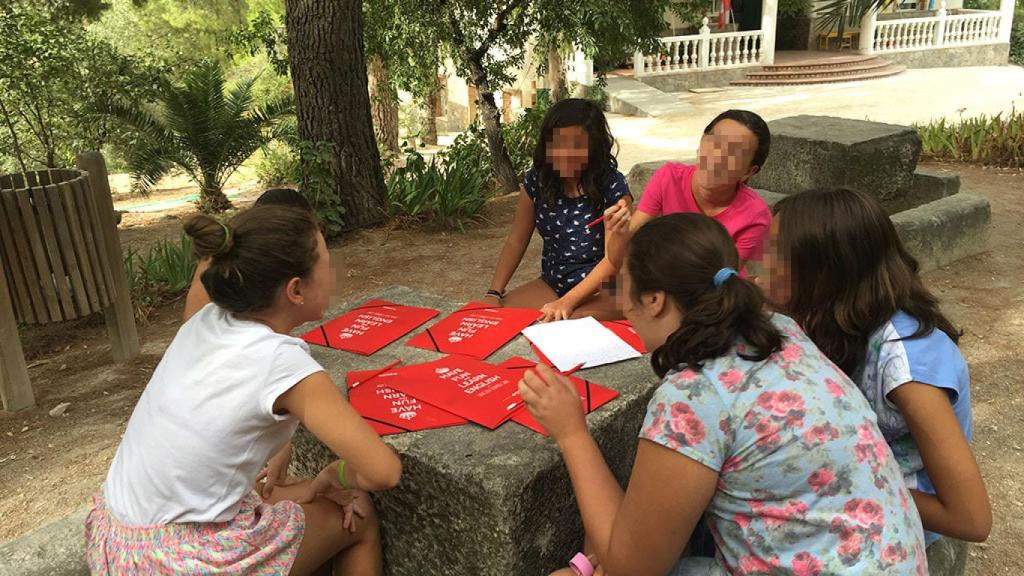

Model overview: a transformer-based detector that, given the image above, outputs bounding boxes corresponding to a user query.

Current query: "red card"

[302,300,439,355]
[498,357,620,437]
[529,319,647,365]
[345,366,468,434]
[385,355,526,429]
[602,320,647,354]
[406,302,540,359]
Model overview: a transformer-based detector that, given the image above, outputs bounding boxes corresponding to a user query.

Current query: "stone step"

[764,54,883,72]
[732,64,906,86]
[749,58,894,79]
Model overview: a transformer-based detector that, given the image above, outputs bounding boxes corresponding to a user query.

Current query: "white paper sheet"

[521,316,642,372]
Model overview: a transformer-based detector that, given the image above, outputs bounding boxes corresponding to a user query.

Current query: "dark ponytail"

[626,213,783,377]
[184,206,320,315]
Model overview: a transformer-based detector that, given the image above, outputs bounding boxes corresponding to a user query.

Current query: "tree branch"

[471,0,525,60]
[0,99,28,173]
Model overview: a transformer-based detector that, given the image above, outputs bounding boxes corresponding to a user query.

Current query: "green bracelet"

[336,459,349,490]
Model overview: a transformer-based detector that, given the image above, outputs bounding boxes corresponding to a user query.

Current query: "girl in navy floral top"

[484,98,631,322]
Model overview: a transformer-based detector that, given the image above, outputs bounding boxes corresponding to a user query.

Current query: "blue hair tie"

[713,267,738,288]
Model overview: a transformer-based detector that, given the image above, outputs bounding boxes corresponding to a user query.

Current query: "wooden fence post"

[0,261,34,411]
[75,152,140,363]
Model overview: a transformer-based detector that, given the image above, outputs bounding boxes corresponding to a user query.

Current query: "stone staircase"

[733,54,906,86]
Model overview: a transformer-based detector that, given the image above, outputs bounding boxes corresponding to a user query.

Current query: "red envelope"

[406,302,540,360]
[385,355,526,429]
[498,357,620,437]
[345,365,468,435]
[529,319,647,365]
[302,300,439,355]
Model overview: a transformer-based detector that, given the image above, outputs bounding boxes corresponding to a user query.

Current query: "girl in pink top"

[606,110,772,271]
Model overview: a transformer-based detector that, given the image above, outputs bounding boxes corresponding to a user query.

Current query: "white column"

[859,9,879,53]
[936,2,948,47]
[761,0,778,64]
[699,18,712,67]
[633,51,645,77]
[998,0,1016,42]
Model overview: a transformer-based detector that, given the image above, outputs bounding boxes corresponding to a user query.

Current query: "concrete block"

[883,169,962,213]
[636,67,753,93]
[291,286,660,576]
[604,76,689,118]
[892,194,991,272]
[0,509,89,576]
[749,115,923,212]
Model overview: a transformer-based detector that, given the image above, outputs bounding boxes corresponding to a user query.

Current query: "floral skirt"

[85,492,304,575]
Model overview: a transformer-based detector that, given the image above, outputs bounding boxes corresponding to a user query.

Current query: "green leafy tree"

[105,61,294,213]
[0,0,160,172]
[90,0,249,72]
[379,0,678,192]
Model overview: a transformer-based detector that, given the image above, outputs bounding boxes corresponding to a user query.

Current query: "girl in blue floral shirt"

[521,213,926,576]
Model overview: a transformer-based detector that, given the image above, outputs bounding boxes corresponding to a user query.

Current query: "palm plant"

[105,61,294,213]
[814,0,896,36]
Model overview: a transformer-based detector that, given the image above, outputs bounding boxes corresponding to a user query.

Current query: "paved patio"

[609,65,1024,171]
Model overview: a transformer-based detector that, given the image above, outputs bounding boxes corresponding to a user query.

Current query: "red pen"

[564,362,586,376]
[585,215,605,229]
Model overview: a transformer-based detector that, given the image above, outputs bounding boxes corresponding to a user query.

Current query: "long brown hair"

[532,98,618,216]
[184,206,320,315]
[773,188,960,376]
[627,213,783,377]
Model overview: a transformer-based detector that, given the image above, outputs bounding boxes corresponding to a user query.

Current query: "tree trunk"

[197,185,234,214]
[368,54,400,154]
[420,87,439,146]
[285,0,387,230]
[197,171,233,213]
[465,56,518,193]
[547,47,565,102]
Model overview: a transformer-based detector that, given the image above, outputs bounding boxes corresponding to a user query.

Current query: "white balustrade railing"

[634,18,765,77]
[868,2,1002,54]
[874,17,940,51]
[943,12,1002,45]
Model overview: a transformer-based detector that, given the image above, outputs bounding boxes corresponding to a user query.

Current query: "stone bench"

[291,286,661,575]
[626,152,987,270]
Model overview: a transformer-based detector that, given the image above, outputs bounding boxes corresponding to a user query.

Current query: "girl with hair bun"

[525,213,926,576]
[86,206,401,576]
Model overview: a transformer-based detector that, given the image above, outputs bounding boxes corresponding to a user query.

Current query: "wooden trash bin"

[0,152,140,411]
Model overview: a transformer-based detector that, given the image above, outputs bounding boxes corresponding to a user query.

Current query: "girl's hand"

[256,442,298,499]
[518,364,587,443]
[483,294,504,308]
[540,298,576,322]
[298,461,369,533]
[604,199,632,235]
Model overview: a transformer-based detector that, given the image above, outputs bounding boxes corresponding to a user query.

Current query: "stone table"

[290,286,660,576]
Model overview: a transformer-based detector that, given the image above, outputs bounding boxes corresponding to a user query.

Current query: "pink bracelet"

[569,552,594,576]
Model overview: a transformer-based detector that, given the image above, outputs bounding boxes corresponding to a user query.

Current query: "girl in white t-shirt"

[86,206,402,575]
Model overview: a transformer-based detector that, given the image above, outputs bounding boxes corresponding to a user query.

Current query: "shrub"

[295,140,346,238]
[123,233,198,319]
[387,143,489,230]
[916,109,1024,168]
[502,100,550,179]
[255,141,300,187]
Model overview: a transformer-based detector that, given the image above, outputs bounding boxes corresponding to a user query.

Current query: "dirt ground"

[1,164,1022,574]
